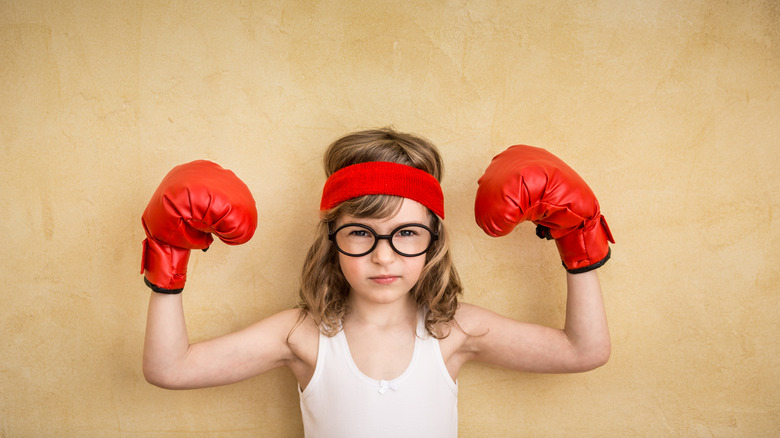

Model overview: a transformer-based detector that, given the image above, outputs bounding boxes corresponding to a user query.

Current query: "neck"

[345,293,418,329]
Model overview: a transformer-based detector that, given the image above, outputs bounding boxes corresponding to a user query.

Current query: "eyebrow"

[341,207,435,226]
[339,220,428,229]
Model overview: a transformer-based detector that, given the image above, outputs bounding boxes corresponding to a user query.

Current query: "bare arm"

[142,292,302,389]
[561,270,611,369]
[458,270,610,374]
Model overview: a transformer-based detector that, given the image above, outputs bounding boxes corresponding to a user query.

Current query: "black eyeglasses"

[329,223,438,257]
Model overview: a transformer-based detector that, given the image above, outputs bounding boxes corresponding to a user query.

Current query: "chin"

[352,287,412,305]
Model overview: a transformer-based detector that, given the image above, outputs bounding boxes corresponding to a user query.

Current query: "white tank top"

[299,312,458,437]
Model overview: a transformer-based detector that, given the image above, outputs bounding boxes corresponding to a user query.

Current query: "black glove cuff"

[564,248,611,274]
[144,277,184,294]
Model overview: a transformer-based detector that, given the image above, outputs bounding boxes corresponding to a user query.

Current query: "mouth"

[370,275,399,285]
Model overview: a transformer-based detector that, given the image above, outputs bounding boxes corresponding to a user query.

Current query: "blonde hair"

[297,128,463,338]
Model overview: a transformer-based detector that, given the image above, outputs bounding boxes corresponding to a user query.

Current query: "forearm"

[142,292,191,386]
[562,270,611,369]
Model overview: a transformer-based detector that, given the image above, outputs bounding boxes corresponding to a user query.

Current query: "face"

[335,199,431,307]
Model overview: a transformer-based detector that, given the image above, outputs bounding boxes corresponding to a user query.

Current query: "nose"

[371,237,396,264]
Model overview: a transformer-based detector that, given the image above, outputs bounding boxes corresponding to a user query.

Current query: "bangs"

[322,194,405,222]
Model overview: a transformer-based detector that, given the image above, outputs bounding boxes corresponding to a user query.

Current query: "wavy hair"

[297,128,463,338]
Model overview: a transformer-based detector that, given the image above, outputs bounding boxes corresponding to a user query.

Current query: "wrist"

[144,276,184,294]
[141,237,190,293]
[554,216,614,273]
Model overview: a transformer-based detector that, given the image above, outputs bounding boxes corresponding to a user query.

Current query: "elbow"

[576,341,611,372]
[144,370,184,390]
[589,344,611,370]
[143,365,169,389]
[143,362,183,390]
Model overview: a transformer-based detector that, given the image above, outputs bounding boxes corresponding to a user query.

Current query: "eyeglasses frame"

[328,222,439,257]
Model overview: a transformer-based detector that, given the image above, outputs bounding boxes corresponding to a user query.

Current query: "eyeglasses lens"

[333,224,434,257]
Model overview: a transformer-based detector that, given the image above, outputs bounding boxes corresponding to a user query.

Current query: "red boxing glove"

[475,145,614,273]
[140,160,257,293]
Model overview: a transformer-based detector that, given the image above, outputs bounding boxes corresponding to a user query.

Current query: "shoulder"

[280,309,320,369]
[265,308,322,389]
[239,308,320,365]
[435,303,489,361]
[451,302,493,337]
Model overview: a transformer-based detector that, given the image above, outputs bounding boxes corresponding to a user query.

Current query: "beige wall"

[2,0,778,436]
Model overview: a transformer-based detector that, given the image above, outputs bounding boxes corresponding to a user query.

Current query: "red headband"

[320,161,445,218]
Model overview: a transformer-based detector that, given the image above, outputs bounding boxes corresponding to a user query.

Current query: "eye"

[349,229,371,238]
[395,226,426,240]
[338,225,375,240]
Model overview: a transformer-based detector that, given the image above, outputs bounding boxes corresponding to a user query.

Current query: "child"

[141,128,612,437]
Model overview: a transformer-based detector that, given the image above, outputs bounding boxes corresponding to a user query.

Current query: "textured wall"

[1,0,778,436]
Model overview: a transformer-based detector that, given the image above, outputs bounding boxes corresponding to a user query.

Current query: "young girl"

[141,128,612,437]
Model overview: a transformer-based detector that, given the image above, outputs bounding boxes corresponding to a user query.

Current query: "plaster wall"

[1,1,778,436]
